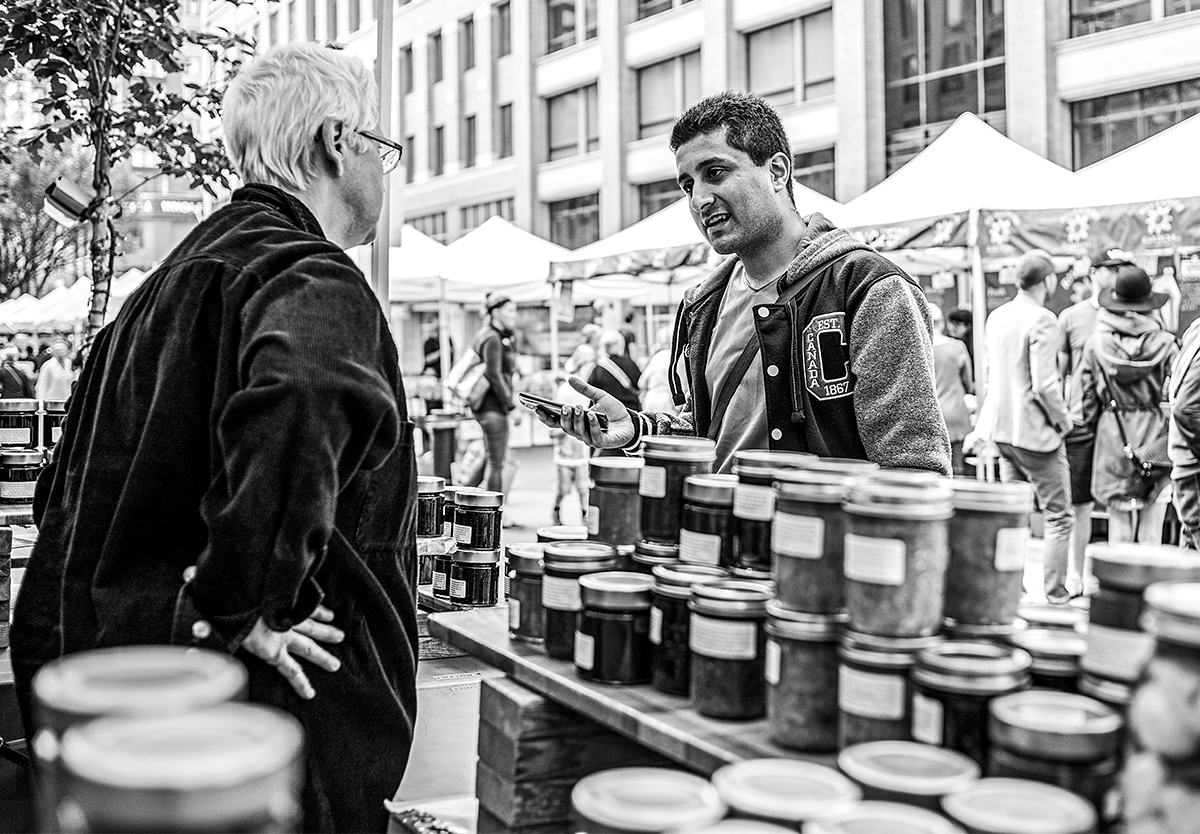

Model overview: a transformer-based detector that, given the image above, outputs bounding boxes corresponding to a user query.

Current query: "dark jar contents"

[911,641,1032,768]
[944,480,1033,627]
[442,486,459,538]
[507,543,545,643]
[765,602,844,752]
[0,450,41,505]
[679,474,738,568]
[587,458,643,548]
[639,436,716,545]
[0,400,38,449]
[730,450,813,575]
[842,481,952,637]
[689,579,773,719]
[541,542,620,661]
[41,400,67,449]
[837,630,939,749]
[416,476,446,538]
[453,488,504,550]
[575,572,654,685]
[1010,628,1086,693]
[649,563,728,696]
[431,554,453,599]
[631,540,679,574]
[450,549,500,606]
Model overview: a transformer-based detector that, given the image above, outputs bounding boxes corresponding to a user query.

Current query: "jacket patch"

[803,313,853,401]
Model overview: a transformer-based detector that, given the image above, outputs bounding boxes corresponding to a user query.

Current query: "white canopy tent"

[1066,113,1200,207]
[0,293,40,323]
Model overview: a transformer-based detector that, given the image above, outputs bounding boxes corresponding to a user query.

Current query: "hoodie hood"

[1094,309,1176,384]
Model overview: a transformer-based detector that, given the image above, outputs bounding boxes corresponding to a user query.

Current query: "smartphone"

[518,392,609,429]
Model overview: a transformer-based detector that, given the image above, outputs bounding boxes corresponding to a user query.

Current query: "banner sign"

[848,212,969,251]
[987,197,1200,258]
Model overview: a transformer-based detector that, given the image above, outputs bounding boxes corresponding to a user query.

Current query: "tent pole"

[968,207,987,395]
[371,0,393,311]
[438,276,451,381]
[549,282,560,377]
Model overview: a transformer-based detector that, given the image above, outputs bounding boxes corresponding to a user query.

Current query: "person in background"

[587,329,642,412]
[0,346,34,398]
[975,250,1074,603]
[35,337,74,400]
[468,293,518,494]
[946,307,975,367]
[1079,266,1177,544]
[565,322,602,377]
[551,374,591,525]
[1169,317,1200,549]
[32,339,52,372]
[619,311,641,365]
[930,305,973,476]
[639,326,677,413]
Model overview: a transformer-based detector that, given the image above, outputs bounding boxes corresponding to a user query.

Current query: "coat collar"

[231,184,327,239]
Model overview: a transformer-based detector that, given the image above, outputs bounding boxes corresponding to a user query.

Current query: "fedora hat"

[1098,265,1170,313]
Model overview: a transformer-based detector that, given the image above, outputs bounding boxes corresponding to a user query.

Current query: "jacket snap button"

[766,364,779,377]
[757,307,769,318]
[191,620,212,640]
[771,429,783,441]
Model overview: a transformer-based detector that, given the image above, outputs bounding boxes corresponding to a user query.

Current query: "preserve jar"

[1009,628,1086,692]
[0,450,42,505]
[842,481,952,637]
[911,641,1032,767]
[869,469,943,487]
[431,554,453,599]
[940,778,1097,834]
[541,541,620,661]
[689,580,773,719]
[771,468,857,614]
[588,457,644,547]
[506,543,545,643]
[616,544,636,571]
[680,474,738,568]
[449,548,500,606]
[944,480,1033,627]
[1018,602,1088,633]
[1137,581,1200,767]
[711,759,860,826]
[639,436,716,544]
[537,524,589,543]
[571,767,726,834]
[838,631,940,748]
[442,486,459,538]
[0,399,38,448]
[576,572,654,685]
[765,602,844,752]
[837,741,980,812]
[649,562,728,696]
[453,488,504,550]
[804,801,965,834]
[41,399,67,448]
[416,476,445,538]
[986,747,1118,831]
[730,450,813,575]
[632,539,679,574]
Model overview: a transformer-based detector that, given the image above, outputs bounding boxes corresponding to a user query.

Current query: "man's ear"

[316,119,347,177]
[768,151,791,193]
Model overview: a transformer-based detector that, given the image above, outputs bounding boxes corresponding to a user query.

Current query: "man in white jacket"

[34,338,74,400]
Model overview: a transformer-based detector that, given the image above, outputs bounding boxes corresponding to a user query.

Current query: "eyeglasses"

[357,129,404,174]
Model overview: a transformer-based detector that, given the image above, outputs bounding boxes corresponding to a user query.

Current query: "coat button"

[766,364,779,377]
[757,307,770,318]
[771,429,783,441]
[192,620,212,640]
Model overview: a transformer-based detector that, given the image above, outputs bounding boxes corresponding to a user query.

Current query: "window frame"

[460,15,476,72]
[462,115,477,169]
[636,50,701,139]
[429,31,444,84]
[495,1,512,57]
[744,9,834,109]
[546,83,599,161]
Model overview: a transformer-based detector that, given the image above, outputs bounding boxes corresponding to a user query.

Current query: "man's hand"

[240,604,344,700]
[530,376,637,450]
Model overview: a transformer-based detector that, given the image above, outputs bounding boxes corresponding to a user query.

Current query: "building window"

[460,16,476,71]
[400,45,413,95]
[1073,79,1200,168]
[745,10,833,108]
[495,2,512,56]
[637,0,693,21]
[462,116,477,168]
[497,103,514,158]
[637,51,700,139]
[432,126,445,176]
[307,0,316,40]
[287,0,296,41]
[793,148,836,199]
[429,31,443,83]
[268,10,279,45]
[547,0,597,54]
[546,83,599,161]
[326,0,337,40]
[1168,0,1200,13]
[549,194,600,249]
[461,198,516,234]
[404,134,415,183]
[1070,0,1151,36]
[638,179,681,219]
[349,0,360,32]
[412,212,448,243]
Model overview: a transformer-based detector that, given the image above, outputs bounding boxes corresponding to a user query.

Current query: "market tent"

[1069,113,1200,206]
[0,293,40,322]
[6,284,73,330]
[444,215,574,292]
[4,269,150,330]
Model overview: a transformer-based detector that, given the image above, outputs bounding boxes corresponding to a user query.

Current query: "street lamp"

[43,178,96,227]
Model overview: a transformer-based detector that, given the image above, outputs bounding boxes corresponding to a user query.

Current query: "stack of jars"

[587,457,644,548]
[636,437,716,563]
[0,398,44,506]
[433,487,504,607]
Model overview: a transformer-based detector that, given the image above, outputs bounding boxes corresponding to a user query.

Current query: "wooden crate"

[477,720,671,784]
[474,761,577,830]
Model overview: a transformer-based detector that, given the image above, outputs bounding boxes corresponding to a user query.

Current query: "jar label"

[639,466,667,498]
[689,613,757,660]
[679,528,721,566]
[541,575,582,611]
[838,665,905,720]
[0,481,36,500]
[586,504,600,536]
[52,427,62,443]
[443,521,453,537]
[574,631,595,671]
[0,428,30,446]
[1083,623,1156,681]
[765,639,781,685]
[650,605,663,645]
[449,578,467,599]
[504,573,511,598]
[844,534,906,585]
[911,692,944,745]
[994,527,1029,572]
[734,485,775,521]
[432,570,447,591]
[453,523,473,545]
[773,513,825,559]
[508,599,520,631]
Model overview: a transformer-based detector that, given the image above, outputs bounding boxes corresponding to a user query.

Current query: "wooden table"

[428,607,836,776]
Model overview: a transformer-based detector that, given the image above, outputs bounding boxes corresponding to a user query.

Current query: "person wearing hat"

[1078,265,1178,544]
[468,292,520,494]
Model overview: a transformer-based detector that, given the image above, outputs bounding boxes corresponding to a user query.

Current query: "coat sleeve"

[1030,314,1071,435]
[479,330,514,411]
[1079,343,1101,434]
[1175,344,1200,453]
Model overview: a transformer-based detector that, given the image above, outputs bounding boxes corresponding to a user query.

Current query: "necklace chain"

[743,269,778,292]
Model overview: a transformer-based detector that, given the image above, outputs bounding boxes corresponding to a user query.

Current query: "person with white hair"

[11,43,417,832]
[33,336,74,400]
[0,344,33,399]
[639,326,677,413]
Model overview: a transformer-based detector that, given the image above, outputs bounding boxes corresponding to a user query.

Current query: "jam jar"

[765,602,844,752]
[450,548,500,606]
[507,543,546,644]
[772,467,857,614]
[838,630,940,748]
[431,553,453,599]
[639,437,716,544]
[416,476,445,538]
[576,572,654,685]
[944,480,1033,629]
[587,458,644,548]
[0,399,38,449]
[837,741,980,812]
[688,579,773,719]
[631,539,679,574]
[0,450,42,505]
[442,486,459,538]
[570,768,726,834]
[541,542,620,661]
[536,525,588,543]
[679,474,738,568]
[1009,628,1087,693]
[729,450,813,575]
[41,400,67,449]
[711,759,861,827]
[453,488,504,550]
[941,778,1097,834]
[649,563,728,696]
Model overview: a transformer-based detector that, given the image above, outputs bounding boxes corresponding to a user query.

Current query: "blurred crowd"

[0,333,80,401]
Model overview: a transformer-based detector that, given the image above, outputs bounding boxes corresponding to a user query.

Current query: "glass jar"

[632,539,679,574]
[649,563,728,696]
[986,747,1118,830]
[541,542,620,661]
[805,801,965,834]
[576,572,654,685]
[679,474,738,568]
[588,458,644,548]
[1009,629,1086,693]
[639,437,716,545]
[537,525,589,543]
[431,554,453,599]
[941,778,1098,834]
[842,481,952,637]
[711,759,860,827]
[838,630,940,748]
[570,767,726,834]
[416,476,445,538]
[911,641,1032,767]
[729,450,813,575]
[0,450,42,505]
[41,399,67,449]
[944,480,1033,628]
[442,486,459,538]
[1017,602,1088,633]
[765,602,843,752]
[869,469,943,487]
[1139,582,1200,770]
[507,543,545,644]
[688,580,773,720]
[837,741,980,812]
[453,488,504,550]
[450,548,500,606]
[0,399,38,449]
[771,468,857,614]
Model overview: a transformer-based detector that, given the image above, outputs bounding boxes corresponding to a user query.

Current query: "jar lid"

[0,398,38,412]
[454,488,504,509]
[0,450,42,465]
[544,541,619,563]
[729,567,774,585]
[804,801,966,834]
[580,571,653,610]
[1141,581,1200,647]
[688,580,773,618]
[1089,542,1200,592]
[869,468,944,486]
[507,543,545,575]
[1077,673,1133,708]
[913,641,1032,696]
[652,563,728,598]
[843,482,953,521]
[1016,603,1087,631]
[731,450,815,476]
[948,479,1034,514]
[943,618,1027,639]
[633,539,680,565]
[837,741,980,797]
[684,474,738,506]
[589,456,645,486]
[452,548,501,564]
[940,778,1097,834]
[417,476,445,494]
[536,525,589,542]
[989,690,1122,762]
[711,759,861,824]
[774,468,854,503]
[765,600,845,641]
[795,457,881,476]
[571,767,726,832]
[641,436,717,463]
[1009,629,1086,677]
[43,399,68,413]
[842,630,944,654]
